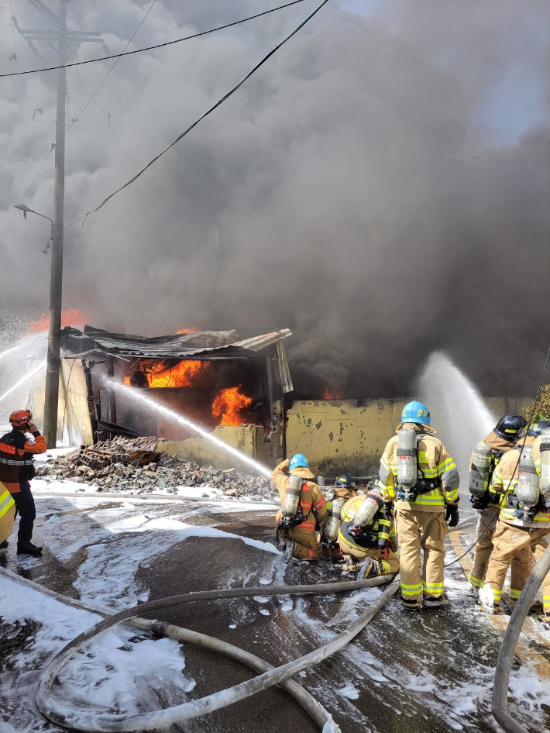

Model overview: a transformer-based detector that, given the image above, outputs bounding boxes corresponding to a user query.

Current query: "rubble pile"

[37,438,277,500]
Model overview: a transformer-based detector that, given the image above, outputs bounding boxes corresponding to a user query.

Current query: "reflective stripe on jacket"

[492,435,550,527]
[0,487,15,519]
[379,423,459,511]
[0,429,46,493]
[338,494,394,550]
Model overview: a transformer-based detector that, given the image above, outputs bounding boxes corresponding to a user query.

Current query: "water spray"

[0,360,46,404]
[106,378,273,479]
[0,341,26,363]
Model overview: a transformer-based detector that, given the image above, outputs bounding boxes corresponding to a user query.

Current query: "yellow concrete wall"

[285,399,407,467]
[161,424,261,469]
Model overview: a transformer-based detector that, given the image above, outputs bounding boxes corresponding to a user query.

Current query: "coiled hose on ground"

[492,543,550,733]
[0,567,398,732]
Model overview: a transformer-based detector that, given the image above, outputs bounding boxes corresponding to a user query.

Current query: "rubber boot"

[402,597,423,611]
[17,541,42,556]
[424,593,449,608]
[357,558,379,580]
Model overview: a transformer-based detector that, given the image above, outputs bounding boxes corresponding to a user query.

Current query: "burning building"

[54,325,293,467]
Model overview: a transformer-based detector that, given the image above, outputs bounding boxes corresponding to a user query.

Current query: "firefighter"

[379,400,460,610]
[321,473,357,560]
[0,410,46,555]
[0,483,16,551]
[337,484,399,578]
[273,454,327,561]
[480,421,550,618]
[468,415,527,594]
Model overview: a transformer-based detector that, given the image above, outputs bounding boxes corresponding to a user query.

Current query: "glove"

[381,547,391,560]
[275,459,290,472]
[445,503,459,527]
[470,493,489,510]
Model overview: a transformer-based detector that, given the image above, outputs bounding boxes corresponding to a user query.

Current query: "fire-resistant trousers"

[469,505,499,589]
[278,526,320,560]
[395,507,447,600]
[0,505,15,545]
[484,520,547,614]
[12,482,36,545]
[338,535,399,575]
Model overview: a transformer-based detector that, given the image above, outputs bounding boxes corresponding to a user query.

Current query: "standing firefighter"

[379,401,460,610]
[273,454,327,561]
[480,421,550,618]
[0,410,46,555]
[321,473,357,560]
[468,415,527,594]
[337,484,399,578]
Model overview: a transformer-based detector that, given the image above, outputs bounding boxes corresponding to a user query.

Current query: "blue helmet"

[401,400,431,425]
[289,453,309,470]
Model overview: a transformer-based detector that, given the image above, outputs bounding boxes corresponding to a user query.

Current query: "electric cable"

[81,0,330,223]
[0,0,308,78]
[444,343,550,569]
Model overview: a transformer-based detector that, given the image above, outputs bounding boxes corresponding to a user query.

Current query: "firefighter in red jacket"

[0,410,46,555]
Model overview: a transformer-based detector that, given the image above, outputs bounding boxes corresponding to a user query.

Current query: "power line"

[83,0,330,222]
[0,0,308,78]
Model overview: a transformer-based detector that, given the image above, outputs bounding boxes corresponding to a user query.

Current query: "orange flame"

[126,360,209,388]
[323,385,342,400]
[212,386,252,426]
[177,328,197,334]
[27,308,86,333]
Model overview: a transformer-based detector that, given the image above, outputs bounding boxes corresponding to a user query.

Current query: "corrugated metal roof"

[61,326,292,360]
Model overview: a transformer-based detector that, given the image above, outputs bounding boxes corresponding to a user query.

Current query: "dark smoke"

[1,1,549,398]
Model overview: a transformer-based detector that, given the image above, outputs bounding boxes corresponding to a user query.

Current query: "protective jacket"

[0,428,46,494]
[272,462,327,532]
[338,494,393,551]
[380,423,459,511]
[0,484,15,544]
[469,430,512,507]
[492,435,550,528]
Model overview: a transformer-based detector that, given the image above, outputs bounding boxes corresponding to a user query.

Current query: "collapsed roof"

[60,325,294,391]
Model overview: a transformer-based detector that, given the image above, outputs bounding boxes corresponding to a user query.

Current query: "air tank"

[282,474,302,518]
[469,441,493,497]
[539,427,550,498]
[515,445,540,509]
[351,493,381,529]
[397,428,417,489]
[324,498,346,541]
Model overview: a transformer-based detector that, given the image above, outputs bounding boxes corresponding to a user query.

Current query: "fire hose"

[492,542,550,733]
[0,567,398,732]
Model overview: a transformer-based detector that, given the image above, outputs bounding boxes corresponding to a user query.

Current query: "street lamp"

[14,204,54,243]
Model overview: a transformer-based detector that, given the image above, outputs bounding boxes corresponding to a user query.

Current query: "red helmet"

[9,410,32,428]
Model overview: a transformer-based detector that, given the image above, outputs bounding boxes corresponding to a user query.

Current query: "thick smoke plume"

[1,1,549,398]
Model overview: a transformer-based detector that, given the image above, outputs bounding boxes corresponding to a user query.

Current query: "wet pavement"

[1,491,550,733]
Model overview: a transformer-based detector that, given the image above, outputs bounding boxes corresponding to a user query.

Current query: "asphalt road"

[1,492,549,733]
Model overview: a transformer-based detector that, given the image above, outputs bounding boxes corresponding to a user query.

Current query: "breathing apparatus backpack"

[395,428,439,502]
[505,444,540,523]
[469,442,503,510]
[539,427,550,512]
[323,496,346,542]
[346,491,391,548]
[278,474,305,530]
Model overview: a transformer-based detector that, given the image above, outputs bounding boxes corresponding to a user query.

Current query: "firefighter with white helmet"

[467,415,527,595]
[273,454,327,561]
[337,483,399,578]
[480,421,550,620]
[379,400,460,610]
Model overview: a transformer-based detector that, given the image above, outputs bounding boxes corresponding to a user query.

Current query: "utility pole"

[17,1,104,447]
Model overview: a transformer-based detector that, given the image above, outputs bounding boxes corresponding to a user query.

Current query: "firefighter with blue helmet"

[273,454,327,561]
[379,400,460,610]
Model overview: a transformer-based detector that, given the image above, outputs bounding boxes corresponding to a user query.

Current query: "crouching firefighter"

[480,421,550,619]
[337,484,398,579]
[0,410,46,555]
[468,415,526,594]
[380,401,460,610]
[321,473,357,560]
[273,455,327,561]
